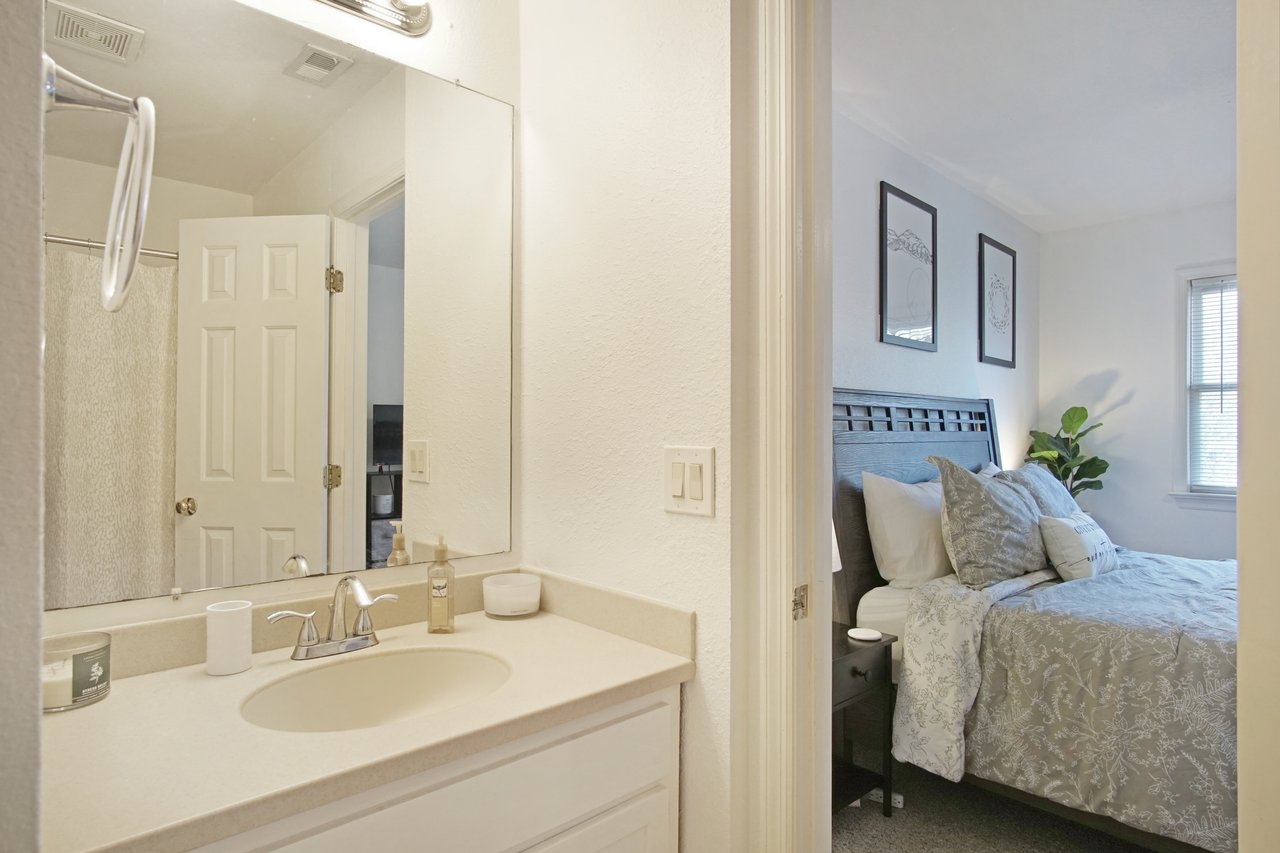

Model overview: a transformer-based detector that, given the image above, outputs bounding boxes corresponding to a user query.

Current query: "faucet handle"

[353,594,400,637]
[268,610,319,647]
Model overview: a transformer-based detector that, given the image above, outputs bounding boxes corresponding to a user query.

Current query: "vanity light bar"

[311,0,431,37]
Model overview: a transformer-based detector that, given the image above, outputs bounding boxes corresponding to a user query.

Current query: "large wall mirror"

[42,0,513,609]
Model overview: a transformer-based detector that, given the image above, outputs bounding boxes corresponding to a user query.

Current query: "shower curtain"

[44,247,178,608]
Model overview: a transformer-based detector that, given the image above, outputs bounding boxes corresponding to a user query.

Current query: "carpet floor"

[832,763,1148,853]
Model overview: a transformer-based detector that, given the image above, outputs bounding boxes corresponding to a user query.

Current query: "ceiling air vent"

[47,1,145,65]
[285,44,354,88]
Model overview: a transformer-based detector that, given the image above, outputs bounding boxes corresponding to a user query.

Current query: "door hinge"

[324,464,343,490]
[792,584,809,621]
[325,266,345,293]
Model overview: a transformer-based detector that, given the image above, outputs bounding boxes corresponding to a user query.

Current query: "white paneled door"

[175,215,330,590]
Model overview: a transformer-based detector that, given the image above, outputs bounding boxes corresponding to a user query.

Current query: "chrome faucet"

[268,576,399,661]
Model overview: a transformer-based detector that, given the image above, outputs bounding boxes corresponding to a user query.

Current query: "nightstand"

[831,624,896,816]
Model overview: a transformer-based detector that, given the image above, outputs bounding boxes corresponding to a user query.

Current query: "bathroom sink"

[240,647,510,733]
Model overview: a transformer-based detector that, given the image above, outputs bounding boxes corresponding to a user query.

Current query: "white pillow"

[862,471,953,588]
[1039,512,1119,581]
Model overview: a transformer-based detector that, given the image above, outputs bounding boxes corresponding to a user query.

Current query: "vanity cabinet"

[201,688,679,853]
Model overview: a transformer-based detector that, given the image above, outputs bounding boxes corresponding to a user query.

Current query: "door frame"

[328,177,406,573]
[736,0,832,849]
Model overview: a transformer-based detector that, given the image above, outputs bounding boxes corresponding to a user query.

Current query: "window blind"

[1188,275,1238,493]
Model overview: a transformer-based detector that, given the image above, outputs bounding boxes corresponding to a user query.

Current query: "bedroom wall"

[1038,201,1237,559]
[831,111,1041,466]
[518,1,735,848]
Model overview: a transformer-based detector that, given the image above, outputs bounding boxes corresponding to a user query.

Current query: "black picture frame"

[978,234,1017,368]
[879,181,938,352]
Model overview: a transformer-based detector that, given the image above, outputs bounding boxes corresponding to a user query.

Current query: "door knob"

[175,497,198,516]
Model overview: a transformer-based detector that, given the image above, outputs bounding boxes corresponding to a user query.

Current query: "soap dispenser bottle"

[386,521,410,567]
[427,534,455,633]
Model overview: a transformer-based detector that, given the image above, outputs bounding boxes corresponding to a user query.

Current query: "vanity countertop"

[40,611,695,852]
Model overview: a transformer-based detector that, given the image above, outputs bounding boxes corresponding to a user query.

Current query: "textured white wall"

[832,111,1042,466]
[519,1,734,846]
[0,0,44,844]
[45,156,252,253]
[1039,202,1236,558]
[232,0,519,105]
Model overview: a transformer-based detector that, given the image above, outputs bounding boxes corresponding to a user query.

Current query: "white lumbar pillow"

[1039,512,1119,581]
[862,471,953,588]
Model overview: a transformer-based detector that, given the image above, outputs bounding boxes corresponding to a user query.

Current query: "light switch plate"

[664,446,714,516]
[406,440,430,483]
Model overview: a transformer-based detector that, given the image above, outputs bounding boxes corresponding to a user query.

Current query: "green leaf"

[1071,479,1104,496]
[1028,431,1057,453]
[1075,422,1103,441]
[1074,457,1109,480]
[1061,406,1088,436]
[1027,450,1058,461]
[1044,434,1075,459]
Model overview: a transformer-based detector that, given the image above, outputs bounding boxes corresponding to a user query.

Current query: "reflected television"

[371,404,403,467]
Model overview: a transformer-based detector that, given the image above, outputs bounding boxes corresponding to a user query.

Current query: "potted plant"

[1026,406,1109,497]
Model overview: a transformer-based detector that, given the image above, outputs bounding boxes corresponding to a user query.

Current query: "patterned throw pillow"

[996,464,1081,518]
[928,455,1048,589]
[1039,512,1119,580]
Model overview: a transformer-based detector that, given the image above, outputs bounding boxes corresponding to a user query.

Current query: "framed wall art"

[978,234,1016,368]
[879,181,937,351]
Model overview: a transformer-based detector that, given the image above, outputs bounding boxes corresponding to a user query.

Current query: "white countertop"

[41,611,694,852]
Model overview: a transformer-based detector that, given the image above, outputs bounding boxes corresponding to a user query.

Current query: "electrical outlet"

[863,788,904,809]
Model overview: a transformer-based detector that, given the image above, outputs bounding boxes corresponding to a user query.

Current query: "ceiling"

[831,0,1236,233]
[44,0,397,195]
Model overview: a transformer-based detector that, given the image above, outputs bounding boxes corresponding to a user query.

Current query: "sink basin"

[241,647,510,732]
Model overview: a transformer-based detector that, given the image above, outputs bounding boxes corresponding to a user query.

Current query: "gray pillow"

[928,455,1048,589]
[996,464,1081,518]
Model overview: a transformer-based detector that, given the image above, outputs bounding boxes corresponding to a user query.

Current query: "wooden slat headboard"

[832,388,1001,624]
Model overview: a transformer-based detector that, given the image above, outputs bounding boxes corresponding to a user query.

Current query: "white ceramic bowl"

[483,573,541,617]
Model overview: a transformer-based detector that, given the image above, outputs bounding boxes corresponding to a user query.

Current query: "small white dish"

[483,573,541,617]
[847,627,882,642]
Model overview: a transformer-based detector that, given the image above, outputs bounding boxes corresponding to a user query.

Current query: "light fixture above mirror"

[313,0,431,37]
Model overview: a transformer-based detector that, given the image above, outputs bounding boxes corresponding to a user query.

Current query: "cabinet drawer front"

[278,702,675,853]
[832,648,887,706]
[526,787,670,853]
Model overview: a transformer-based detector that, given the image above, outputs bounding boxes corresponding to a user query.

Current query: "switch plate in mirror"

[407,440,430,483]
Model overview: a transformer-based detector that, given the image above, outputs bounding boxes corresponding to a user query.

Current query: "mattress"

[855,584,912,680]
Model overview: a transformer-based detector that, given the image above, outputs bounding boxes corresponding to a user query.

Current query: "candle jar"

[43,632,111,712]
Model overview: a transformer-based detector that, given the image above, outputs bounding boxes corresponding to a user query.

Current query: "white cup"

[206,600,253,676]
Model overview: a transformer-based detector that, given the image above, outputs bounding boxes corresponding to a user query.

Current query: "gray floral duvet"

[894,550,1237,851]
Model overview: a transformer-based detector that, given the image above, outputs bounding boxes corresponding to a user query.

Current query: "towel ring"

[43,54,156,313]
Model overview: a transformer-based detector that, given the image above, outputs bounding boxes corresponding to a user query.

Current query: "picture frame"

[879,181,938,351]
[978,234,1016,368]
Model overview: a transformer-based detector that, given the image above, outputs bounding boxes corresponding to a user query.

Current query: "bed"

[832,388,1238,853]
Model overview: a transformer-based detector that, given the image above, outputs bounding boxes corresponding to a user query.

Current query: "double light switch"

[664,446,714,517]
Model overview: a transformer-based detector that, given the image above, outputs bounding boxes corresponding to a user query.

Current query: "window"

[1187,274,1238,493]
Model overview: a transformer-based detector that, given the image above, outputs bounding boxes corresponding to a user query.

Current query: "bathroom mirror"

[42,0,512,609]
